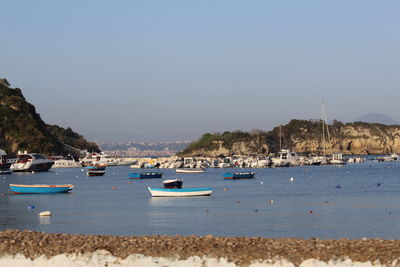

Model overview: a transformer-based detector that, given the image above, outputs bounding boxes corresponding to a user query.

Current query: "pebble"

[1,229,400,266]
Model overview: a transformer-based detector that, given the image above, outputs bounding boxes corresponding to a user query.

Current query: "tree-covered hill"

[178,119,400,156]
[0,79,99,156]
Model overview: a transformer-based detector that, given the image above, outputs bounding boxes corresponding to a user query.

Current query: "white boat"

[80,152,134,166]
[148,186,212,197]
[329,153,346,165]
[52,155,81,168]
[176,168,205,173]
[218,157,233,168]
[10,152,54,172]
[271,149,301,167]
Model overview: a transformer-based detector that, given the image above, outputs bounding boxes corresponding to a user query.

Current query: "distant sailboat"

[321,100,346,165]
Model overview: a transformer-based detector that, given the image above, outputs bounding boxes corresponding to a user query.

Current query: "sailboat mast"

[323,101,333,155]
[279,125,282,151]
[321,101,326,157]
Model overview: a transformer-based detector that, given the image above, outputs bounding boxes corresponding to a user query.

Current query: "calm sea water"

[1,162,400,239]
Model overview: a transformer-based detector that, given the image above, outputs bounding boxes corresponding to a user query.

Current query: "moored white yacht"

[52,155,82,168]
[271,149,301,167]
[80,152,134,166]
[329,153,346,165]
[10,152,54,172]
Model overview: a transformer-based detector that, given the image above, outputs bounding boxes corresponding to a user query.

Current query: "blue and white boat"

[129,172,163,179]
[224,172,255,179]
[9,184,74,194]
[148,186,212,197]
[86,164,106,171]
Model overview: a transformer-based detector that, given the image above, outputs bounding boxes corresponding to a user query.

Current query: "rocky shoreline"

[1,230,400,266]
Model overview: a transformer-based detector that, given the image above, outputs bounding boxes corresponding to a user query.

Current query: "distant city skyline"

[2,1,399,142]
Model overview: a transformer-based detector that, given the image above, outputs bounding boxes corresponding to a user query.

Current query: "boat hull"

[129,172,163,179]
[10,184,74,194]
[148,187,212,197]
[87,170,106,176]
[11,162,54,172]
[224,172,255,179]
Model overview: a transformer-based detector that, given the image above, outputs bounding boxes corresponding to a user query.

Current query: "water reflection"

[38,216,51,225]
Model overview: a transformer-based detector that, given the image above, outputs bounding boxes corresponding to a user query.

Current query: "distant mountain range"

[354,113,400,125]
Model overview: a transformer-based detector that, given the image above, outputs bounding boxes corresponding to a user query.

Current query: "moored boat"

[128,172,163,179]
[52,155,81,168]
[148,186,212,197]
[80,152,135,166]
[0,149,12,171]
[86,164,107,171]
[87,170,106,176]
[163,179,183,188]
[10,152,54,172]
[224,172,255,179]
[11,152,54,172]
[9,184,74,194]
[176,168,205,174]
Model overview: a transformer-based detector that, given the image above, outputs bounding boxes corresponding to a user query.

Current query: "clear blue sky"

[1,1,399,142]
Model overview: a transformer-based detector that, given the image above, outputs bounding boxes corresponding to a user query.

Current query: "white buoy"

[38,211,52,216]
[290,177,294,182]
[31,171,35,174]
[260,181,264,184]
[269,200,274,205]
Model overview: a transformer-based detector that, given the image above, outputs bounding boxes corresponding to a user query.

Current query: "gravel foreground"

[1,230,400,266]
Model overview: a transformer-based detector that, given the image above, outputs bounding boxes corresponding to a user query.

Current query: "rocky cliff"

[0,79,99,156]
[179,120,400,156]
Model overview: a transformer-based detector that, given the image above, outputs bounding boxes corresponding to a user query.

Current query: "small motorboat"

[128,172,163,179]
[148,186,212,197]
[224,172,255,179]
[9,184,74,194]
[176,168,205,174]
[87,170,106,176]
[163,179,183,188]
[86,164,106,171]
[86,164,106,176]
